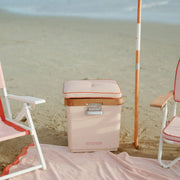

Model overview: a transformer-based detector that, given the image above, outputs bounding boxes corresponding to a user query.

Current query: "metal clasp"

[86,103,102,115]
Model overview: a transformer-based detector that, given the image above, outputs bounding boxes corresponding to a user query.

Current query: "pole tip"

[134,142,139,149]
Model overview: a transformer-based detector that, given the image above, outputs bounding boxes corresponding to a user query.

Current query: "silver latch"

[86,103,102,115]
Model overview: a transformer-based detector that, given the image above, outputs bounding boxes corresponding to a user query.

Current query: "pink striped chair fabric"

[0,97,30,142]
[162,59,180,143]
[174,59,180,102]
[163,116,180,143]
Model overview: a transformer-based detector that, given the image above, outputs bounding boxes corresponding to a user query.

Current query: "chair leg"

[32,133,47,170]
[158,104,169,168]
[24,103,47,170]
[158,132,170,168]
[158,104,180,168]
[158,135,180,168]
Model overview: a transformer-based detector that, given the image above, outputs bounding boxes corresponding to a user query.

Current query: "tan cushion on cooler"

[63,80,122,98]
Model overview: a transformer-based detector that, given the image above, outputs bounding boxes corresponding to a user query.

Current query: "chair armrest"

[150,90,173,108]
[8,94,46,105]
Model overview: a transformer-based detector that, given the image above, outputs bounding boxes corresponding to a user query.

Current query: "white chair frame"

[0,81,46,179]
[151,90,180,168]
[158,101,180,168]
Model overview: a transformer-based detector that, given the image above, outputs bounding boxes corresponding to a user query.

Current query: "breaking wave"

[127,1,169,11]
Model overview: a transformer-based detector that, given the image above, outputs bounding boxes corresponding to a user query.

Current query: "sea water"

[0,0,179,24]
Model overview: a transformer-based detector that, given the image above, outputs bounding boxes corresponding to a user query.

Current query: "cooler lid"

[63,80,122,98]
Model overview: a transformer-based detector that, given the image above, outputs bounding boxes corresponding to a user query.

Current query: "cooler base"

[69,147,118,153]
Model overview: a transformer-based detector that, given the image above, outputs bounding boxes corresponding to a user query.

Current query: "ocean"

[0,0,179,24]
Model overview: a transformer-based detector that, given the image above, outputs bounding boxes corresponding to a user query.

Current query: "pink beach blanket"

[4,144,180,180]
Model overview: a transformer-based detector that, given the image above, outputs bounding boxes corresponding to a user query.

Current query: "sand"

[0,10,180,173]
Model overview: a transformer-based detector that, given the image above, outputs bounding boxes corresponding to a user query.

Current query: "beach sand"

[0,10,180,173]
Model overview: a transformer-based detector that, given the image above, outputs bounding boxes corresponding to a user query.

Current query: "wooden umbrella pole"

[134,0,142,148]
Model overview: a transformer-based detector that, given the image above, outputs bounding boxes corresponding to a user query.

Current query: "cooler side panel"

[66,105,121,151]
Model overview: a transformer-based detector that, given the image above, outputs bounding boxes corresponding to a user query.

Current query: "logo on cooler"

[86,142,102,145]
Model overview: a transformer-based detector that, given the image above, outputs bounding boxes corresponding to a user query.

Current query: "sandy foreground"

[0,10,180,173]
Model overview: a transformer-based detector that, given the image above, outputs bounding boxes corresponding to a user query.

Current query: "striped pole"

[134,0,142,148]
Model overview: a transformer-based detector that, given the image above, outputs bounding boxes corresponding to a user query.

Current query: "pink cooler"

[63,80,123,152]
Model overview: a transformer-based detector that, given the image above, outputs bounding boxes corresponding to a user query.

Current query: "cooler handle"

[86,103,102,115]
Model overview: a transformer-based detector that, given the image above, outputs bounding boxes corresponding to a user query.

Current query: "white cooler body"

[66,105,121,152]
[63,80,123,152]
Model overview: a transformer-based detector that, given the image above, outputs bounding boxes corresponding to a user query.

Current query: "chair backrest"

[174,58,180,102]
[0,63,6,89]
[0,97,5,122]
[0,63,12,119]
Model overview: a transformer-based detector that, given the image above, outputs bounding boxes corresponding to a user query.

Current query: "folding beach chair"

[151,58,180,168]
[0,63,46,179]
